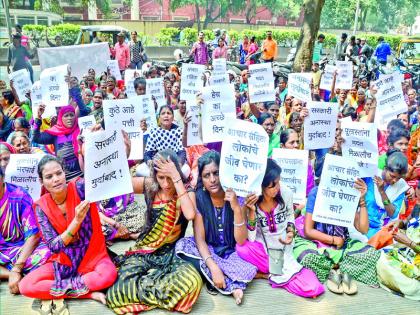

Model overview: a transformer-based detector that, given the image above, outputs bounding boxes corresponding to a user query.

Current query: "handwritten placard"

[335,61,353,90]
[127,129,143,160]
[180,64,205,101]
[320,64,337,91]
[103,98,143,131]
[341,121,378,177]
[212,58,226,74]
[107,60,122,81]
[78,115,96,134]
[186,100,202,146]
[304,102,339,150]
[288,73,312,102]
[219,119,268,197]
[201,85,236,143]
[209,73,230,86]
[124,69,142,98]
[5,154,43,201]
[313,154,361,228]
[9,69,32,103]
[40,64,68,108]
[272,148,309,204]
[374,73,407,127]
[248,63,275,103]
[84,129,133,202]
[146,78,166,109]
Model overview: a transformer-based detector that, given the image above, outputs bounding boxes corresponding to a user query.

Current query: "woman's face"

[268,104,280,120]
[397,114,409,129]
[391,136,409,154]
[88,69,95,77]
[350,87,357,97]
[41,161,66,195]
[283,132,299,149]
[12,136,30,154]
[364,99,372,112]
[291,100,302,113]
[262,177,280,199]
[165,81,172,94]
[156,171,175,194]
[257,103,267,113]
[107,78,116,90]
[62,112,76,128]
[262,117,275,136]
[159,108,174,129]
[201,162,222,195]
[172,82,180,96]
[383,169,403,186]
[339,90,347,102]
[0,151,10,172]
[357,90,365,102]
[218,38,224,47]
[290,115,303,133]
[332,125,343,152]
[178,101,187,114]
[83,91,93,105]
[80,81,86,90]
[93,93,103,109]
[360,79,368,89]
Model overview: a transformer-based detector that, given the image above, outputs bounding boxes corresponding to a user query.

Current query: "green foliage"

[228,30,239,42]
[48,24,80,46]
[180,28,198,46]
[158,27,180,39]
[155,33,172,46]
[202,30,215,41]
[322,33,336,49]
[358,34,403,50]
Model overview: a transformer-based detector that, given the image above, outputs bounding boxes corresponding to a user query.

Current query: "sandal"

[342,272,358,295]
[51,300,70,315]
[205,282,219,296]
[31,299,53,315]
[326,269,343,294]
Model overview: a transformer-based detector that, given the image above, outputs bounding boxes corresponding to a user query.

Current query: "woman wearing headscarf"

[33,105,83,181]
[0,107,13,142]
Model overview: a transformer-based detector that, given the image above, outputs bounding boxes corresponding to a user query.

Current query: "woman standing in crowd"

[19,155,117,305]
[176,151,257,304]
[0,107,14,142]
[0,167,50,294]
[257,113,279,158]
[9,131,44,155]
[213,37,228,60]
[106,150,202,314]
[239,35,249,64]
[237,159,324,298]
[0,142,13,172]
[246,37,258,65]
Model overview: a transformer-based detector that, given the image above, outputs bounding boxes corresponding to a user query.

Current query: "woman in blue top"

[364,150,409,238]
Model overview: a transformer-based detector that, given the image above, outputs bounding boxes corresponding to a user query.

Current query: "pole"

[353,0,360,35]
[2,0,13,42]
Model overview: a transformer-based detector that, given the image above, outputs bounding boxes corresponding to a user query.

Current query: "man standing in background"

[114,32,130,75]
[261,30,277,63]
[190,31,208,65]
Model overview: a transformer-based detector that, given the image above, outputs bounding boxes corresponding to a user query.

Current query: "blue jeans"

[130,61,143,70]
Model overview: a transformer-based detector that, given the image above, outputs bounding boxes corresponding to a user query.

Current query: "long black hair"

[257,159,285,209]
[196,151,235,255]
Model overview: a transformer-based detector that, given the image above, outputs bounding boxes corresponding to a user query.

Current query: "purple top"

[192,41,209,65]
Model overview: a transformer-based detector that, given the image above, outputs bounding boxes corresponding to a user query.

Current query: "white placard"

[341,121,378,177]
[103,98,143,131]
[30,80,42,107]
[272,148,309,204]
[186,100,202,146]
[5,154,43,201]
[201,85,236,143]
[139,95,157,129]
[212,58,226,74]
[84,129,133,202]
[180,64,205,101]
[335,61,353,90]
[146,78,166,109]
[209,73,230,86]
[78,115,96,134]
[288,73,312,102]
[124,69,142,99]
[107,60,122,81]
[127,129,143,160]
[40,64,69,108]
[312,154,361,228]
[38,42,109,79]
[9,69,32,103]
[374,73,407,127]
[320,65,337,91]
[219,119,268,197]
[248,63,275,103]
[304,102,339,150]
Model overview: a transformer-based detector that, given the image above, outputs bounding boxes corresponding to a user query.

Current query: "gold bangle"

[177,190,188,200]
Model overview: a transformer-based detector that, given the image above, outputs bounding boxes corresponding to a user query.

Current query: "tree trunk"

[360,7,368,31]
[195,2,201,31]
[293,0,325,72]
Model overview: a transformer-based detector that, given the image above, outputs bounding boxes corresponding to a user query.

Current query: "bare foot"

[91,291,107,305]
[254,272,269,279]
[232,289,243,305]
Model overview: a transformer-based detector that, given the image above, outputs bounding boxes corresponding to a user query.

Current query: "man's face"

[312,63,319,72]
[131,33,137,41]
[341,36,346,43]
[118,35,124,44]
[408,90,416,103]
[198,33,204,42]
[266,32,272,39]
[361,40,366,46]
[13,38,21,47]
[56,37,62,46]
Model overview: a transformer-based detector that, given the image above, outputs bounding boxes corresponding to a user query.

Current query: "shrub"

[202,29,215,42]
[228,30,239,42]
[180,28,198,46]
[158,27,180,39]
[47,24,80,46]
[155,33,172,46]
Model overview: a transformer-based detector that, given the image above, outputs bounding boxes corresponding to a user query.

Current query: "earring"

[202,187,206,191]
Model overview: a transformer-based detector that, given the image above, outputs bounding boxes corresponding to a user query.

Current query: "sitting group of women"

[0,64,419,315]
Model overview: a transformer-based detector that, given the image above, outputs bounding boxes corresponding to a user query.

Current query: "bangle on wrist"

[233,221,245,227]
[383,199,391,206]
[332,236,335,245]
[67,230,75,238]
[204,255,212,264]
[173,177,182,184]
[177,190,188,200]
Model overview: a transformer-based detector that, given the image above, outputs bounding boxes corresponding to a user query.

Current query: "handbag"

[256,211,284,276]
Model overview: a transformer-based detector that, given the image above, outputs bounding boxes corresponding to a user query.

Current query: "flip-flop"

[326,269,344,294]
[342,272,358,295]
[205,282,219,296]
[31,299,53,315]
[51,300,69,315]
